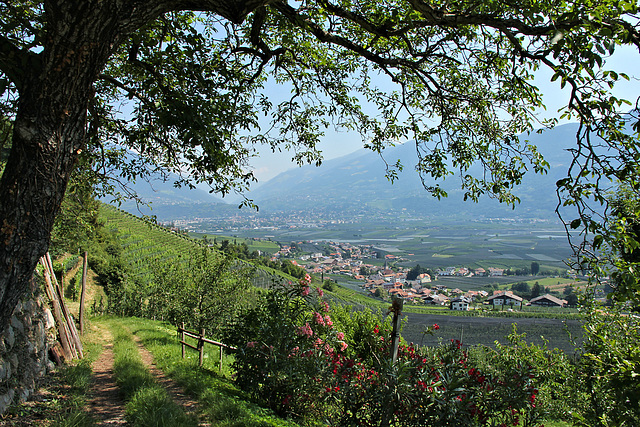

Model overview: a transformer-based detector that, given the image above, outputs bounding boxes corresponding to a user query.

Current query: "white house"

[450,296,472,311]
[487,291,523,307]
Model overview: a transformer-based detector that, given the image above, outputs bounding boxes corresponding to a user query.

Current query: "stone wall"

[0,278,52,414]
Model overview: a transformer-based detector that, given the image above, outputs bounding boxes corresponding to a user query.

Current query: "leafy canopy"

[1,0,640,294]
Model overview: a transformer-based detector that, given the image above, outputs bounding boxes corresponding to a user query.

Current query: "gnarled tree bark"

[0,0,267,332]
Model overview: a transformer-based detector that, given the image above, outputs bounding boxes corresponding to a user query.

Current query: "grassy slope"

[100,204,291,288]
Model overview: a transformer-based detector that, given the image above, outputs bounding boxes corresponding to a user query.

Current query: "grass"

[111,316,300,427]
[105,318,197,427]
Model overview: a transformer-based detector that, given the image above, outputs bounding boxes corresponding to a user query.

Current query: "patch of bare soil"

[87,329,126,426]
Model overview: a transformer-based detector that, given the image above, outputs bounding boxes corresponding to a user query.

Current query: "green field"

[217,219,574,273]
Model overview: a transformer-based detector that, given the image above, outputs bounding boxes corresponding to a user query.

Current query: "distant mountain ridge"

[116,122,582,222]
[247,123,580,220]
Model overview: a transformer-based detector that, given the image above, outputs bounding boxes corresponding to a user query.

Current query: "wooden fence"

[177,323,236,371]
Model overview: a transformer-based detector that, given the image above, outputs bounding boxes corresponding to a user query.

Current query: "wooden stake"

[79,252,87,335]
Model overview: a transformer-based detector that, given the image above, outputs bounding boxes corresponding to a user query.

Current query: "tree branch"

[0,34,39,90]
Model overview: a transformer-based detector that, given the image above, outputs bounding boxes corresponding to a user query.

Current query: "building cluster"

[271,239,573,311]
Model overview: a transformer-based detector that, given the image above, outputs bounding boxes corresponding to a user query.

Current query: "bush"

[227,277,551,426]
[571,304,640,426]
[225,274,350,421]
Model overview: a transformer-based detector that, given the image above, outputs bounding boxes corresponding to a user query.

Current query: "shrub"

[225,274,350,421]
[228,278,548,426]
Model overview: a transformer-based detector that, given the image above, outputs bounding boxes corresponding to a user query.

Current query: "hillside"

[99,204,289,289]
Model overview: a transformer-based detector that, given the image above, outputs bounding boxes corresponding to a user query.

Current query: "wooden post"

[382,297,403,427]
[389,298,403,364]
[79,252,87,335]
[199,328,205,367]
[181,322,185,359]
[220,345,223,372]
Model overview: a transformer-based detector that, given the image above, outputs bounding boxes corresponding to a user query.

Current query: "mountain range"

[117,122,582,222]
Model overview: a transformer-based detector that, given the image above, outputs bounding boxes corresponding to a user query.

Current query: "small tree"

[531,262,540,276]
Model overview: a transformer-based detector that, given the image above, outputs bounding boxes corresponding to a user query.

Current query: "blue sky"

[247,45,640,185]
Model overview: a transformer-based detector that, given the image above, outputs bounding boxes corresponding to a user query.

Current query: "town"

[271,239,580,310]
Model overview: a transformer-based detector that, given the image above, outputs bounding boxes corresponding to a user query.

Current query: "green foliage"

[511,281,531,294]
[126,387,197,427]
[225,275,349,421]
[531,262,540,276]
[571,304,640,426]
[147,248,256,337]
[322,279,335,292]
[50,160,101,256]
[113,316,300,427]
[227,279,572,426]
[406,264,431,281]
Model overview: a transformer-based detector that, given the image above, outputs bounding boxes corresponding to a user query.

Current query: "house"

[418,273,432,284]
[529,294,567,308]
[488,267,504,276]
[450,296,472,311]
[423,294,449,305]
[487,291,523,307]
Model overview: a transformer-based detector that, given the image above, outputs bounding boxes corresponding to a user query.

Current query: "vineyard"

[99,204,288,289]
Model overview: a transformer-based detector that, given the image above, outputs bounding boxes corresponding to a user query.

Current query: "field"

[217,218,575,273]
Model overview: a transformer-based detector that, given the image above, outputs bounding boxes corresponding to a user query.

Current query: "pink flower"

[324,315,333,327]
[300,273,311,287]
[246,341,257,348]
[317,287,324,297]
[321,301,330,312]
[340,342,348,351]
[433,323,440,330]
[297,322,313,337]
[336,332,345,340]
[314,312,325,325]
[302,286,310,296]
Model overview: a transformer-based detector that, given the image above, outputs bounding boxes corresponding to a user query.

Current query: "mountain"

[105,167,233,221]
[113,122,584,222]
[246,123,580,220]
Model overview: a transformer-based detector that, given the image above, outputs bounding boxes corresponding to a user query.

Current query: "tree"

[406,264,426,281]
[531,262,540,276]
[1,0,640,331]
[531,282,543,299]
[511,281,531,294]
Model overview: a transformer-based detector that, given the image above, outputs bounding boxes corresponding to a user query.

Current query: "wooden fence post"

[181,322,185,359]
[199,328,205,367]
[382,297,403,427]
[79,252,87,335]
[389,298,403,364]
[220,345,223,372]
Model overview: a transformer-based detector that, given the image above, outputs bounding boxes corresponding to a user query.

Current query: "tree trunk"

[0,0,265,333]
[0,1,122,331]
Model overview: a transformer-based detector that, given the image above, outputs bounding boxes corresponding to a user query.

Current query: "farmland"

[102,205,585,353]
[200,216,574,274]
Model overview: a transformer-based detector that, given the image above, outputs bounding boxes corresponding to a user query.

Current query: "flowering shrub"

[224,274,349,420]
[322,329,542,426]
[228,279,562,426]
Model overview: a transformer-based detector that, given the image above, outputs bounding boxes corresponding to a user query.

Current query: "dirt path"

[86,326,207,426]
[132,336,208,426]
[87,328,126,426]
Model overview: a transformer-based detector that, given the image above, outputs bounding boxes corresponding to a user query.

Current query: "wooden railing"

[177,323,236,371]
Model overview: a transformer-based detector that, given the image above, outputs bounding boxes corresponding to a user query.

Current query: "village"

[272,239,573,310]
